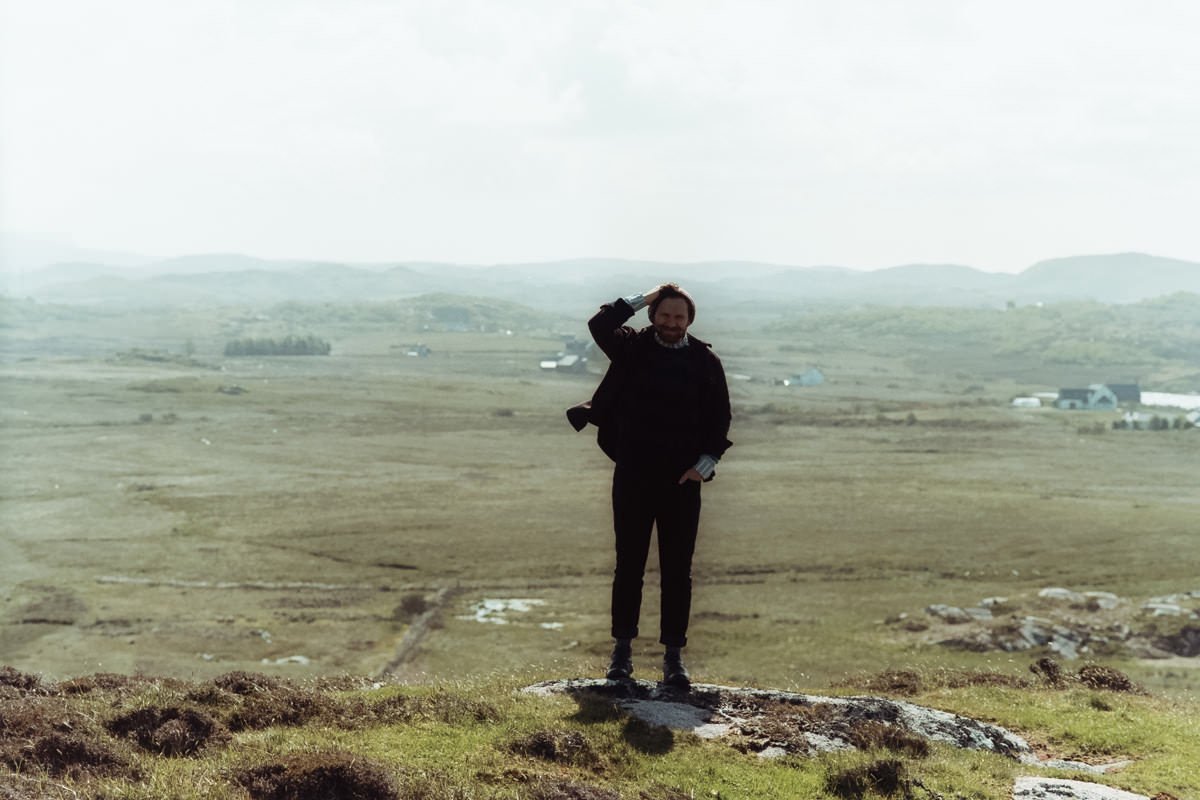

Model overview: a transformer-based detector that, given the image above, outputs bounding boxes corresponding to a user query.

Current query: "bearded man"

[568,283,732,687]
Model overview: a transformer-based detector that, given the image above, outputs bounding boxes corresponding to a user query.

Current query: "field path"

[376,585,460,679]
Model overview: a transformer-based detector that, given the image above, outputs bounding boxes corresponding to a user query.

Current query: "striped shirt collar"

[654,331,690,349]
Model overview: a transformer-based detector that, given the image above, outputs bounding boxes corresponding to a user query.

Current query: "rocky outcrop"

[523,678,1128,776]
[896,587,1200,660]
[525,679,1147,800]
[1013,777,1152,800]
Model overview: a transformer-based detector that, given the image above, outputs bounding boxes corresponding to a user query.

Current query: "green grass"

[4,668,1197,798]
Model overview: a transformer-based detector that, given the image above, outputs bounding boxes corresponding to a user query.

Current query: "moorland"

[2,269,1197,696]
[2,258,1200,798]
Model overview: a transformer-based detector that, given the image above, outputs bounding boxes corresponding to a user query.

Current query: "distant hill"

[0,233,154,276]
[768,291,1200,389]
[1019,253,1200,303]
[7,251,1198,311]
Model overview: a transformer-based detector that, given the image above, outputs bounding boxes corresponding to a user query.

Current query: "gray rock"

[926,604,974,623]
[980,596,1009,607]
[1036,759,1135,775]
[1048,637,1079,660]
[964,606,994,621]
[1013,777,1149,800]
[756,745,789,759]
[1142,602,1183,616]
[524,679,1032,759]
[1039,587,1086,603]
[1019,616,1056,647]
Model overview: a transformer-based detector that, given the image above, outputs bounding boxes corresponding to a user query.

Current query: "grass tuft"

[234,750,398,800]
[106,706,231,757]
[508,728,602,770]
[825,758,907,799]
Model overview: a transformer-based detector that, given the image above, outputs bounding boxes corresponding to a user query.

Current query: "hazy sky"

[2,1,1198,272]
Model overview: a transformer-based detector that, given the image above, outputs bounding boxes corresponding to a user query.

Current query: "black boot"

[606,640,633,681]
[662,648,690,689]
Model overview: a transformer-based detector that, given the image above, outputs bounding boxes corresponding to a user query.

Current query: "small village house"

[783,368,825,387]
[1106,383,1142,404]
[1055,384,1118,410]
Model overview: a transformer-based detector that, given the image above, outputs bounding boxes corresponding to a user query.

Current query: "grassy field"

[1,299,1198,704]
[1,665,1198,799]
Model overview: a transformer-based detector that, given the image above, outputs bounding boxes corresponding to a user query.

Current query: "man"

[568,283,732,688]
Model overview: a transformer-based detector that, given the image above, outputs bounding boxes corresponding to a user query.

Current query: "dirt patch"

[508,729,601,769]
[1030,658,1143,693]
[1077,664,1140,693]
[0,695,137,780]
[939,670,1030,690]
[335,689,501,730]
[54,672,162,695]
[731,699,840,753]
[211,670,285,695]
[0,666,45,697]
[1156,625,1200,657]
[234,751,398,800]
[30,732,133,779]
[845,721,930,758]
[730,699,928,758]
[107,706,230,756]
[844,670,924,696]
[1029,657,1068,687]
[310,674,378,692]
[825,759,907,799]
[524,778,621,800]
[225,686,338,732]
[839,668,1031,697]
[0,778,48,800]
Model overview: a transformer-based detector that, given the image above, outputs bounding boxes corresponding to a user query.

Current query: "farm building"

[783,368,825,387]
[1055,384,1118,410]
[540,353,588,373]
[1106,383,1142,403]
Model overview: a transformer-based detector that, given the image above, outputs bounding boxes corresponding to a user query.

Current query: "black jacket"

[567,298,732,473]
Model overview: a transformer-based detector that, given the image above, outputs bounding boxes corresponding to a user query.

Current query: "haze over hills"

[2,249,1198,312]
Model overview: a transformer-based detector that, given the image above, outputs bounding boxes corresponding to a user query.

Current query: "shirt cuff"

[623,293,648,311]
[693,454,719,480]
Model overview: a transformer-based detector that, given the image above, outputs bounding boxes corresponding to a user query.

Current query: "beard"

[655,325,686,343]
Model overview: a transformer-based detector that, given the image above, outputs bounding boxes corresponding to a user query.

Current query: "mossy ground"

[2,664,1196,799]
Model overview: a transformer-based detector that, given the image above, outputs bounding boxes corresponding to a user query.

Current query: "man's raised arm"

[588,286,662,361]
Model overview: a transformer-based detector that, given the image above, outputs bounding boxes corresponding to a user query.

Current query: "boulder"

[925,604,973,624]
[1039,587,1086,604]
[1013,777,1149,800]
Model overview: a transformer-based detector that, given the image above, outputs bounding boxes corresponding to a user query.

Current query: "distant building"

[783,368,825,387]
[560,336,593,357]
[1106,383,1142,404]
[1055,384,1118,410]
[540,352,588,373]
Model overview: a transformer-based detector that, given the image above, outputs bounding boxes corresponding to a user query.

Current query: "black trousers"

[610,465,702,648]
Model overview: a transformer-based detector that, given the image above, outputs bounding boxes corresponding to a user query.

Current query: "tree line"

[223,335,331,356]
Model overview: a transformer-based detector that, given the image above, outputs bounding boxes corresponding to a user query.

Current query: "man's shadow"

[565,686,675,755]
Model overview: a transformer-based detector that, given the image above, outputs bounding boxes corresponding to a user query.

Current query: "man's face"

[652,297,691,343]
